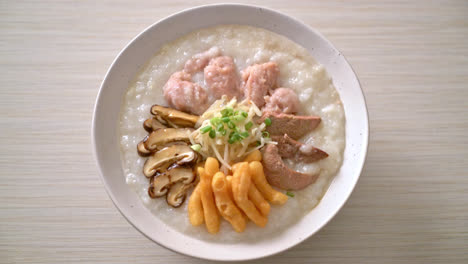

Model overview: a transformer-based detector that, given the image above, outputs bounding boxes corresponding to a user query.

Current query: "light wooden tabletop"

[1,1,467,263]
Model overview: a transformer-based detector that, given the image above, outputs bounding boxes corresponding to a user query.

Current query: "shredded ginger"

[189,96,274,170]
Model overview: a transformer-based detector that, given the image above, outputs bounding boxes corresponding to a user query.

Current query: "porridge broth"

[119,25,345,241]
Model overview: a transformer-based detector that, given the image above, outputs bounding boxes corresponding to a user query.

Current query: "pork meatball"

[204,56,240,100]
[183,47,221,74]
[162,71,209,115]
[240,62,279,107]
[263,87,300,114]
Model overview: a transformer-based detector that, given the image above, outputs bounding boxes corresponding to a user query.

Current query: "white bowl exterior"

[92,4,368,261]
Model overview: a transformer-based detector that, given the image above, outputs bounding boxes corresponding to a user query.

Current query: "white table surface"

[1,0,467,263]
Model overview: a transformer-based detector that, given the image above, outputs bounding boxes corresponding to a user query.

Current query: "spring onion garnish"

[227,121,235,129]
[221,107,233,117]
[232,115,246,122]
[240,131,249,138]
[286,191,295,197]
[264,117,272,126]
[209,129,216,139]
[200,126,212,134]
[228,132,242,144]
[210,117,221,126]
[190,96,275,169]
[190,144,201,152]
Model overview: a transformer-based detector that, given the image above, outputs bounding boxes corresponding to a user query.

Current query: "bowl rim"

[92,3,369,261]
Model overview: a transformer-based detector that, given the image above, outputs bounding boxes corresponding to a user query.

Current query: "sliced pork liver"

[272,134,328,163]
[261,144,319,190]
[260,112,321,140]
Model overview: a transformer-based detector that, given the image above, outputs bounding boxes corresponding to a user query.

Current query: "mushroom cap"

[166,165,196,184]
[144,128,193,152]
[143,145,198,177]
[143,117,167,133]
[166,181,192,208]
[137,139,151,157]
[151,104,199,127]
[148,166,195,203]
[148,174,170,198]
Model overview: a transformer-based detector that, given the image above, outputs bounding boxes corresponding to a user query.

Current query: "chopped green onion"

[190,144,201,152]
[232,115,246,122]
[229,132,242,142]
[286,191,295,197]
[230,133,237,140]
[241,111,248,118]
[217,123,226,134]
[227,121,236,129]
[210,117,221,126]
[264,117,272,126]
[240,131,249,138]
[228,132,239,144]
[209,129,216,139]
[262,131,270,138]
[234,110,239,115]
[256,140,261,146]
[245,121,253,130]
[200,126,212,134]
[221,107,233,117]
[221,117,230,123]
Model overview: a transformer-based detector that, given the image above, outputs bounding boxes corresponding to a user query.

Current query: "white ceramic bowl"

[92,4,368,261]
